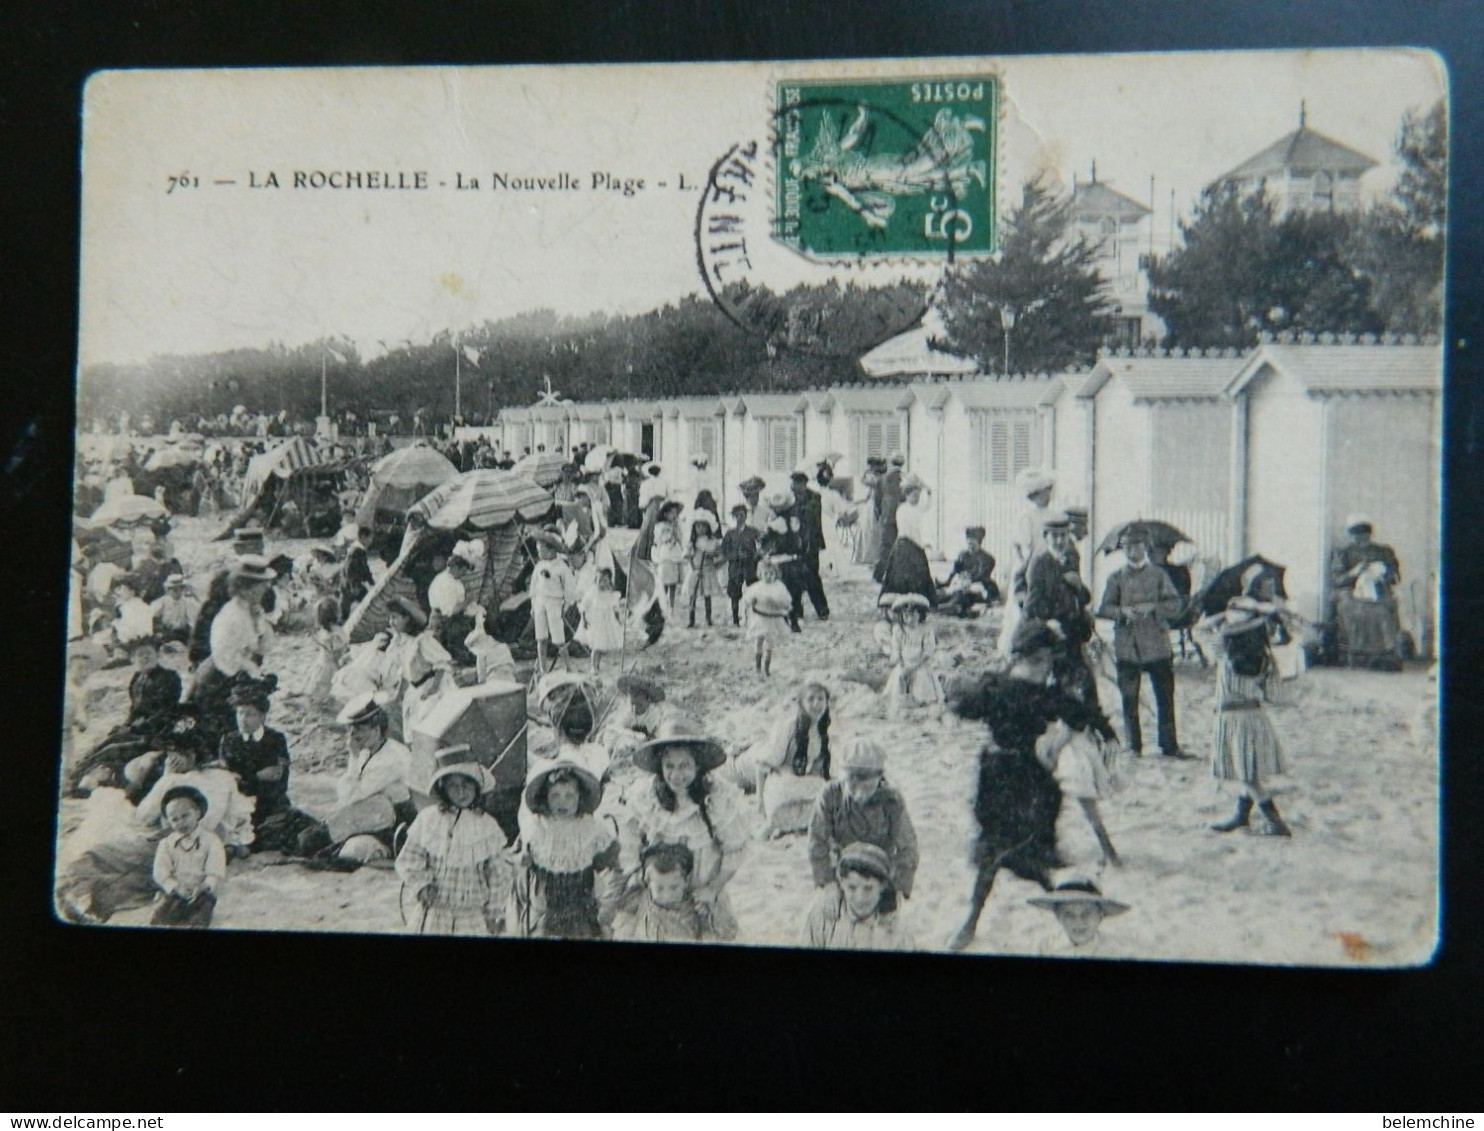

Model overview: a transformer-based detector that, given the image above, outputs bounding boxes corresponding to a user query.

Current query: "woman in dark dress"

[946,620,1115,952]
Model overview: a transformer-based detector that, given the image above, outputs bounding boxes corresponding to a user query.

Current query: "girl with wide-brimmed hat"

[509,752,619,939]
[397,746,513,936]
[878,593,943,716]
[619,717,751,939]
[1027,876,1131,953]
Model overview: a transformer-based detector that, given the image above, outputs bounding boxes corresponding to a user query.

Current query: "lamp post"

[999,305,1017,375]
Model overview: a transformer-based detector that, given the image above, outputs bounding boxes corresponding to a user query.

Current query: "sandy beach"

[58,517,1439,966]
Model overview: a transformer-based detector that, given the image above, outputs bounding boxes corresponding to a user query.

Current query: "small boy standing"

[529,531,576,672]
[720,505,760,626]
[151,785,226,928]
[613,842,727,943]
[807,738,918,911]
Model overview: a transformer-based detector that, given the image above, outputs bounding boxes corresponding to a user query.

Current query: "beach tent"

[215,437,357,539]
[345,471,556,644]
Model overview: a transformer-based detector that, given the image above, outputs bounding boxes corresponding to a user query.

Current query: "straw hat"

[891,593,931,613]
[739,476,766,493]
[764,489,793,510]
[1014,468,1054,498]
[888,451,906,466]
[632,717,726,775]
[429,744,495,799]
[1027,879,1130,917]
[522,756,603,816]
[231,554,277,583]
[335,689,397,727]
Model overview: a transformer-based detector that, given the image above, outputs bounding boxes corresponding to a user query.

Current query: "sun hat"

[616,673,666,702]
[891,593,931,613]
[1014,468,1054,498]
[124,632,162,651]
[900,473,927,494]
[888,451,906,466]
[1027,879,1130,917]
[534,530,567,553]
[163,573,185,589]
[335,689,397,727]
[1040,509,1071,530]
[230,554,277,583]
[839,737,887,774]
[764,489,793,510]
[429,744,495,799]
[1344,513,1374,533]
[739,476,766,493]
[1218,598,1272,637]
[522,756,603,816]
[836,842,894,886]
[632,716,727,775]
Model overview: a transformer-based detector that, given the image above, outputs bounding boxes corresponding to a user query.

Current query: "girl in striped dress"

[1206,583,1291,838]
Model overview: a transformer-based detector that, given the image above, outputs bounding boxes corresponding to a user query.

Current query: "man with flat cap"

[1097,523,1187,759]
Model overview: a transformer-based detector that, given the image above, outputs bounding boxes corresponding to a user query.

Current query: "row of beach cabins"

[458,338,1441,656]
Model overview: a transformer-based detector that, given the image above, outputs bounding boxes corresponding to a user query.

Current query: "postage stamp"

[775,76,999,260]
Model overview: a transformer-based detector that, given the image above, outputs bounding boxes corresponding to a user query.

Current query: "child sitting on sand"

[739,556,794,677]
[803,841,915,951]
[613,841,725,943]
[807,738,918,912]
[151,785,226,929]
[877,593,942,717]
[396,747,512,936]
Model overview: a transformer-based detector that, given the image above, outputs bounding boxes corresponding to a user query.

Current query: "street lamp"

[998,305,1017,374]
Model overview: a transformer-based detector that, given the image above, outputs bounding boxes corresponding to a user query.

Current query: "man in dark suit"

[790,471,830,621]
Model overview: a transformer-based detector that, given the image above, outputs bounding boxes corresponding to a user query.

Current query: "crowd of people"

[59,428,1416,955]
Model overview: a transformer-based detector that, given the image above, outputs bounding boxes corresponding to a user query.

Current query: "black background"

[2,0,1480,1111]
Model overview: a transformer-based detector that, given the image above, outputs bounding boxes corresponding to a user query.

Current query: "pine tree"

[932,179,1113,375]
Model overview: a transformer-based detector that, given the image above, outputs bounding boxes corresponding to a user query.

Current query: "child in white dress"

[577,567,626,675]
[740,557,794,677]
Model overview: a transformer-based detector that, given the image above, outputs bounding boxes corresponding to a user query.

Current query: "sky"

[78,50,1446,370]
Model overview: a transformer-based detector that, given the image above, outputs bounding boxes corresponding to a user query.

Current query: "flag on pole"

[325,346,348,363]
[462,345,482,367]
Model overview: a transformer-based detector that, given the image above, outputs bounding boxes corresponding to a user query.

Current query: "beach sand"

[58,517,1440,966]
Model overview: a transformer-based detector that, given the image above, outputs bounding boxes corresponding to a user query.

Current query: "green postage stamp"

[775,75,998,260]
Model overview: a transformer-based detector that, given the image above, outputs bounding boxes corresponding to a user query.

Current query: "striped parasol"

[355,444,459,527]
[510,450,569,487]
[242,436,327,498]
[409,470,555,531]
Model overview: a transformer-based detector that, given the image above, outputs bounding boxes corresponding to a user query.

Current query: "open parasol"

[409,470,555,532]
[355,444,459,527]
[511,450,569,487]
[87,494,169,528]
[1199,555,1289,616]
[1096,519,1191,555]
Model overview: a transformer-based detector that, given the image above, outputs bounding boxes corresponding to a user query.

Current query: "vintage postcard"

[60,51,1445,965]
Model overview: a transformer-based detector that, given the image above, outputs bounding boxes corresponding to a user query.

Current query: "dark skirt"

[876,537,936,607]
[515,862,602,939]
